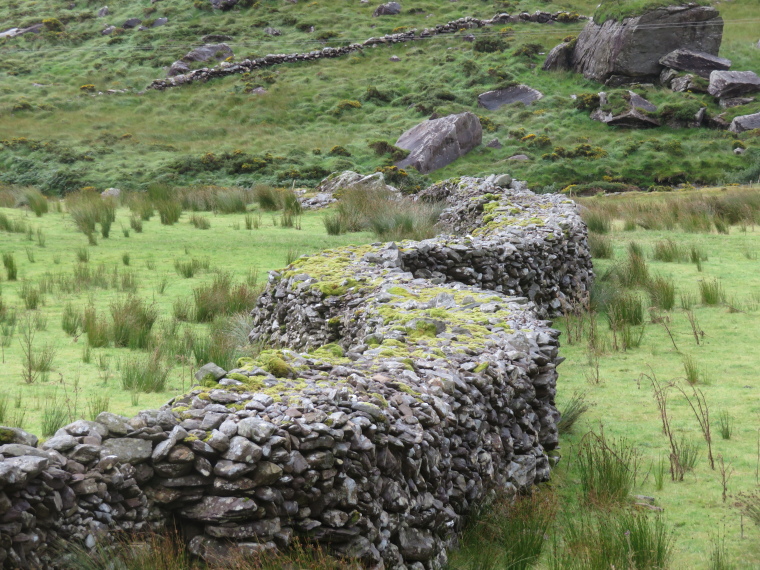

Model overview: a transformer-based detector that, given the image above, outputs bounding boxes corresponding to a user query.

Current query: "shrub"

[110,296,158,349]
[3,253,17,281]
[24,189,48,217]
[332,100,362,116]
[156,200,182,225]
[192,273,259,323]
[323,212,344,235]
[328,145,351,157]
[61,302,82,336]
[253,185,281,211]
[513,42,543,57]
[473,36,508,53]
[699,278,725,305]
[647,275,676,310]
[83,306,109,347]
[368,140,409,161]
[189,214,211,229]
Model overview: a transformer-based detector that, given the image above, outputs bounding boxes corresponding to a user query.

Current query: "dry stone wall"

[0,177,592,569]
[147,12,586,90]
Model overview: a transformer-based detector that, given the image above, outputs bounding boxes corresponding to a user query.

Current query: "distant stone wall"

[0,177,592,569]
[147,12,587,90]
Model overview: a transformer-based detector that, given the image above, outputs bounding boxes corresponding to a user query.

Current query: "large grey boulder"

[477,85,543,110]
[729,112,760,134]
[395,112,482,174]
[373,2,401,17]
[708,70,760,98]
[183,43,233,63]
[659,49,731,78]
[542,40,574,71]
[572,5,723,82]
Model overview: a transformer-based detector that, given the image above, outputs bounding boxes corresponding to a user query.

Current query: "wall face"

[0,177,592,569]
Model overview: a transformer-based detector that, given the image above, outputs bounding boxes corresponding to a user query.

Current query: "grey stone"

[477,85,543,110]
[250,461,283,486]
[542,40,574,71]
[95,412,130,436]
[101,25,115,36]
[179,496,259,522]
[40,435,77,452]
[571,5,724,82]
[720,97,755,109]
[507,154,530,161]
[729,112,760,134]
[102,438,152,464]
[152,17,168,27]
[195,362,227,382]
[97,6,109,17]
[122,18,142,29]
[659,48,731,78]
[485,138,502,149]
[264,27,281,36]
[373,2,401,17]
[222,436,262,463]
[398,528,436,561]
[0,427,38,447]
[64,420,108,439]
[708,70,760,98]
[396,112,482,174]
[237,417,277,443]
[152,426,188,462]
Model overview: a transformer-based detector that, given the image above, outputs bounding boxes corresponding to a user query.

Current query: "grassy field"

[0,192,373,436]
[0,0,757,192]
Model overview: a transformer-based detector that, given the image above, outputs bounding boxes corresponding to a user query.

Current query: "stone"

[493,174,513,188]
[122,18,142,29]
[264,27,281,36]
[708,70,760,98]
[152,17,168,27]
[398,528,436,561]
[102,438,152,464]
[396,112,482,174]
[729,112,760,134]
[237,417,276,443]
[97,6,109,17]
[222,436,262,463]
[389,55,401,62]
[670,74,706,93]
[542,40,574,71]
[373,2,401,17]
[64,420,108,439]
[95,412,131,436]
[719,97,755,109]
[659,48,731,78]
[195,362,227,382]
[507,154,530,161]
[101,26,116,36]
[40,435,77,452]
[0,427,38,447]
[627,91,657,113]
[485,138,502,149]
[250,462,283,486]
[571,5,723,82]
[179,496,259,522]
[477,85,543,110]
[152,426,188,462]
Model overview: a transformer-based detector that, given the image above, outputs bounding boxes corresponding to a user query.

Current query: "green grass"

[593,0,710,23]
[0,201,372,435]
[551,187,760,568]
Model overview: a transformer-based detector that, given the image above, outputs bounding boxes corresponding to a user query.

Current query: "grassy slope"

[552,190,760,568]
[0,0,757,191]
[0,203,373,436]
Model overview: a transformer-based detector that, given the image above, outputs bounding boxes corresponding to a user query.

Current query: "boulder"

[729,112,760,134]
[659,48,731,78]
[195,362,227,382]
[719,97,755,109]
[264,27,281,36]
[152,17,168,27]
[168,61,190,77]
[485,138,502,149]
[373,2,401,16]
[122,18,142,29]
[101,187,120,199]
[101,26,116,36]
[670,74,708,93]
[182,43,233,63]
[396,112,482,174]
[542,41,574,71]
[571,5,723,82]
[0,28,20,39]
[606,108,660,128]
[0,427,38,447]
[97,6,109,17]
[708,70,760,98]
[477,85,543,110]
[507,154,530,161]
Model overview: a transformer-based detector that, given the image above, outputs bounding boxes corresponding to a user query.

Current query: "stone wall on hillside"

[0,177,592,569]
[147,12,587,90]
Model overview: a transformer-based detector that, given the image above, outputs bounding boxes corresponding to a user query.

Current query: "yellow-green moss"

[227,372,249,382]
[474,362,490,373]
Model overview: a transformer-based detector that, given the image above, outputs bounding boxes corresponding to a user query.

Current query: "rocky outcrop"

[729,112,760,134]
[396,113,482,174]
[569,4,723,83]
[477,85,543,110]
[708,70,760,98]
[148,13,588,90]
[659,49,731,78]
[542,40,574,71]
[590,91,660,128]
[0,177,592,569]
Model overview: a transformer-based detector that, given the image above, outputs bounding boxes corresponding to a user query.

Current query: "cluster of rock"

[148,12,586,89]
[168,43,234,78]
[543,4,760,133]
[101,16,168,36]
[299,170,399,210]
[0,177,591,569]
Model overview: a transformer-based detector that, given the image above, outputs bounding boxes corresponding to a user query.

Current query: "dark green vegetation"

[0,0,757,192]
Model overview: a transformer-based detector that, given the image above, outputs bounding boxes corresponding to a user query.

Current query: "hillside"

[0,0,758,192]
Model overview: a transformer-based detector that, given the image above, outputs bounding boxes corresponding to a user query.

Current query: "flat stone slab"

[708,70,760,98]
[659,48,731,78]
[477,85,543,110]
[729,112,760,134]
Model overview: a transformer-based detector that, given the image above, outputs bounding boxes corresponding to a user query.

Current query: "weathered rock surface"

[373,2,401,16]
[396,112,482,174]
[571,5,723,82]
[670,74,708,93]
[0,177,593,569]
[542,40,574,71]
[168,44,233,77]
[729,112,760,134]
[708,70,760,98]
[659,48,731,78]
[477,85,543,110]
